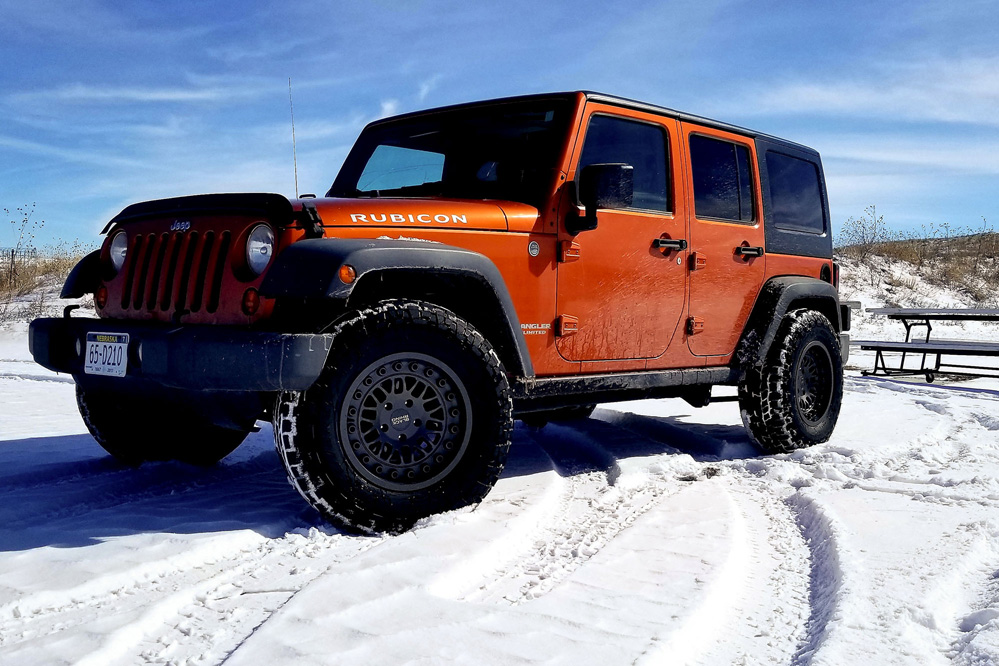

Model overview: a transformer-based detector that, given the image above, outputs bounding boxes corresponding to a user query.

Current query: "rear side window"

[765,152,826,234]
[579,115,670,212]
[689,134,754,222]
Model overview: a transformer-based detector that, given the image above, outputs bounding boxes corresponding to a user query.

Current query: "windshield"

[329,99,573,207]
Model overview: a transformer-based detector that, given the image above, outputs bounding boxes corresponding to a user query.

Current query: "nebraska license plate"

[84,332,129,377]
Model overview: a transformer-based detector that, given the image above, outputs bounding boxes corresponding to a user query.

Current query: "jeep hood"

[303,197,542,234]
[101,193,543,235]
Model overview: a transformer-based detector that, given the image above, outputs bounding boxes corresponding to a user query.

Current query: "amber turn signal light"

[241,287,261,316]
[95,285,108,309]
[338,264,357,284]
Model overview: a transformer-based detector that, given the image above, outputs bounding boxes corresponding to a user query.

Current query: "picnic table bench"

[854,308,999,382]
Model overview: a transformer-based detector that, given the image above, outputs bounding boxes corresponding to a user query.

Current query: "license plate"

[84,332,129,377]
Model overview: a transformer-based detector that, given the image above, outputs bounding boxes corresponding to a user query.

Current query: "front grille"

[120,230,232,315]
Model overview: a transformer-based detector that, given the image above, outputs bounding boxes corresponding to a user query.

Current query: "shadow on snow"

[0,409,765,552]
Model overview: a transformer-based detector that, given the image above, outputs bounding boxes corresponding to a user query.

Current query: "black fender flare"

[60,250,102,299]
[737,276,842,366]
[259,238,533,377]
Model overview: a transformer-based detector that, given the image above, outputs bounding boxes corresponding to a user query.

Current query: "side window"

[765,152,826,234]
[357,145,444,193]
[578,115,670,213]
[689,134,754,222]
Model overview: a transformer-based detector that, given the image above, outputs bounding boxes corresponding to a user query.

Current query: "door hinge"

[687,316,705,335]
[689,252,707,271]
[558,240,581,263]
[556,314,579,337]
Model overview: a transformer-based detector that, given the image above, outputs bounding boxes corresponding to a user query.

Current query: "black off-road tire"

[273,300,513,534]
[738,309,843,454]
[76,385,248,466]
[520,404,596,428]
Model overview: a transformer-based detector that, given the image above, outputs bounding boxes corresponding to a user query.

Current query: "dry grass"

[837,207,998,306]
[0,245,93,324]
[1,205,94,324]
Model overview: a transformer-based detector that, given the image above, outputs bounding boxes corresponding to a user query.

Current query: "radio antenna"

[289,77,299,198]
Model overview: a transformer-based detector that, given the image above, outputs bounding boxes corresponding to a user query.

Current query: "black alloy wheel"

[340,353,472,492]
[794,340,834,427]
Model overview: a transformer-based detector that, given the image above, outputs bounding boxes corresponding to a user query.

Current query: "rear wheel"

[76,385,249,465]
[738,309,843,454]
[273,300,513,534]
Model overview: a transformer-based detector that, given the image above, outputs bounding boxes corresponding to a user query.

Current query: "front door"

[556,106,687,362]
[681,123,766,358]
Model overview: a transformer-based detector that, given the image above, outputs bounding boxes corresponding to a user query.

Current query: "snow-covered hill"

[4,290,999,665]
[839,253,999,338]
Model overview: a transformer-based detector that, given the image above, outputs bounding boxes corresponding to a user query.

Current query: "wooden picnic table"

[855,308,999,382]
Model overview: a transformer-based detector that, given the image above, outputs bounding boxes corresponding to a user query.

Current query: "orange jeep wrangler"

[30,92,849,533]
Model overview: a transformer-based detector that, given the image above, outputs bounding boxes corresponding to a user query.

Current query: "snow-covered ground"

[4,261,999,665]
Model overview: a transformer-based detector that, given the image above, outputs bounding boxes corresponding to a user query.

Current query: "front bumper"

[29,317,334,392]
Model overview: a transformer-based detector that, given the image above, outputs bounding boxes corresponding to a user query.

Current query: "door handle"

[652,238,688,251]
[735,246,764,257]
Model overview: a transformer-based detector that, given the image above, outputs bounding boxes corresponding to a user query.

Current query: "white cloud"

[0,134,146,169]
[813,133,999,176]
[379,99,400,118]
[207,36,320,64]
[418,75,441,102]
[737,57,999,127]
[9,82,274,105]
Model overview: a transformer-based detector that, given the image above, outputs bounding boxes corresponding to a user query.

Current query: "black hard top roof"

[365,91,818,156]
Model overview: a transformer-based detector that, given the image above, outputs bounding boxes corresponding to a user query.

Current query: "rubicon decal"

[520,323,552,336]
[350,213,468,224]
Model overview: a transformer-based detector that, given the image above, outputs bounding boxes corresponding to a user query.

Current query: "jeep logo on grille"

[170,220,191,232]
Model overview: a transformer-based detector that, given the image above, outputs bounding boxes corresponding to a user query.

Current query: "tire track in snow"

[786,491,846,666]
[0,372,74,384]
[950,557,999,665]
[437,416,707,606]
[92,532,383,666]
[0,527,381,666]
[636,479,811,666]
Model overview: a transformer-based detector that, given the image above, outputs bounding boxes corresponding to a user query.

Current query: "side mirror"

[567,163,634,234]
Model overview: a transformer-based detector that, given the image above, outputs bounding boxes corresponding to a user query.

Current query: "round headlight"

[246,224,274,276]
[110,231,128,273]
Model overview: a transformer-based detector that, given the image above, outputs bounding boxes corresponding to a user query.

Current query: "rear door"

[555,105,687,362]
[681,124,766,358]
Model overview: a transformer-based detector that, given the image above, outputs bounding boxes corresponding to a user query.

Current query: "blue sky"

[2,0,998,245]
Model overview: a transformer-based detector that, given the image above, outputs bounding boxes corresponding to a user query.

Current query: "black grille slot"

[146,233,169,311]
[174,231,200,314]
[160,232,184,311]
[132,233,157,309]
[207,231,230,313]
[120,235,144,309]
[189,231,215,313]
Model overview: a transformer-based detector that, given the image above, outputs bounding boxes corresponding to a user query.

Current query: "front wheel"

[273,301,514,534]
[76,385,249,465]
[738,309,843,454]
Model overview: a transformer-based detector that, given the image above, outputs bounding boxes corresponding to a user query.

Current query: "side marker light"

[242,288,261,316]
[338,264,357,284]
[95,286,108,309]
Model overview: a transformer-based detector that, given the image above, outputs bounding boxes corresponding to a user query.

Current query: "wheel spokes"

[340,353,471,491]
